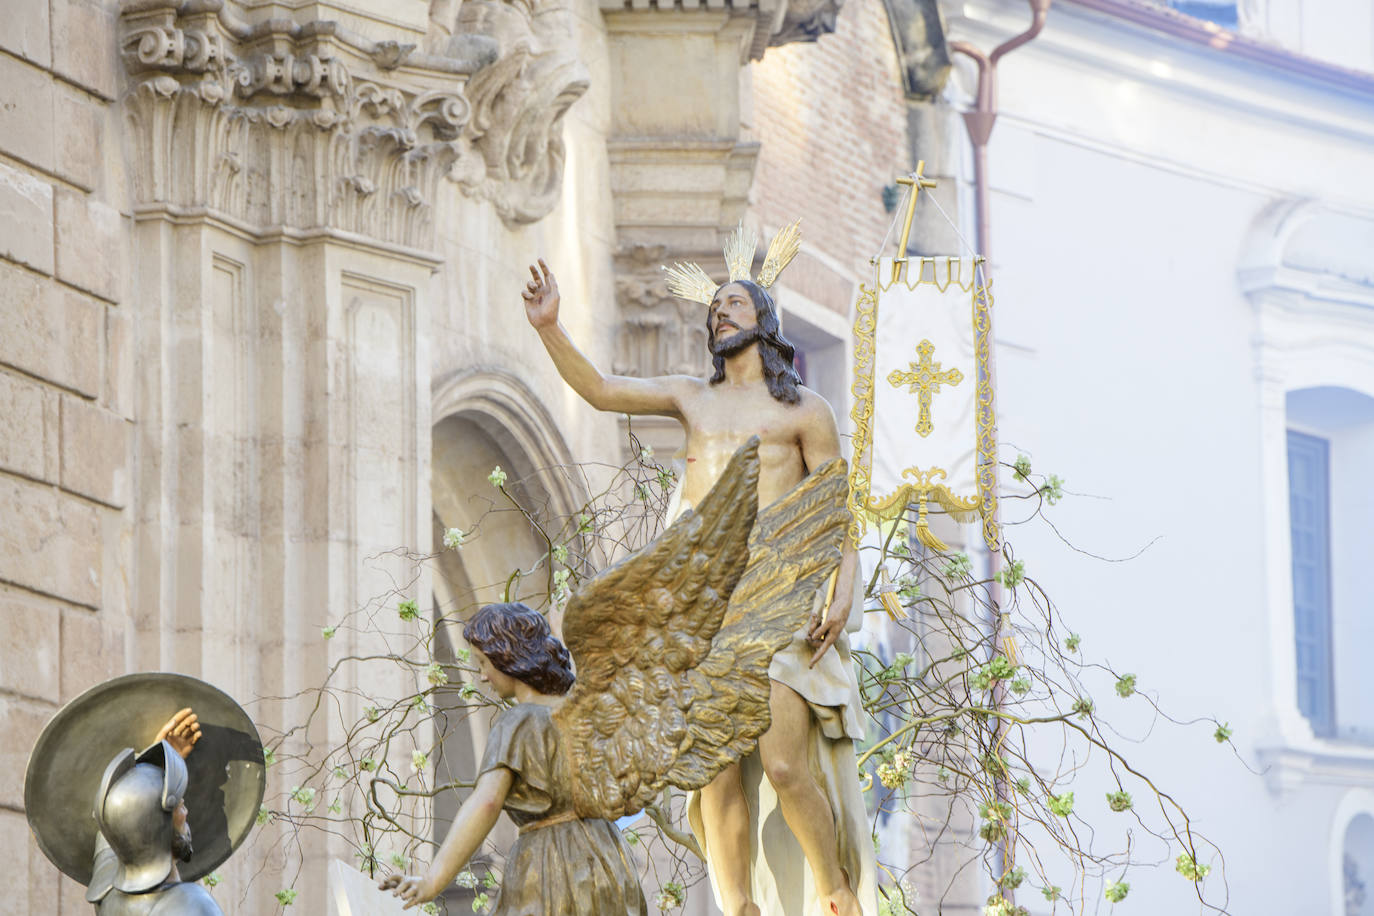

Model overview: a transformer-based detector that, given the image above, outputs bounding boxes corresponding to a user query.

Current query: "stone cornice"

[597,0,845,61]
[120,0,588,248]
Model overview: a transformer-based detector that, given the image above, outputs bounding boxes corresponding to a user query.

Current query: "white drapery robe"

[667,486,878,916]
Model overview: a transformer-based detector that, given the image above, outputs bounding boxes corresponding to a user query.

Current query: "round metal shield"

[24,672,266,886]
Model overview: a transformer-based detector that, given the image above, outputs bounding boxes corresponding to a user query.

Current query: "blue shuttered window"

[1288,431,1335,737]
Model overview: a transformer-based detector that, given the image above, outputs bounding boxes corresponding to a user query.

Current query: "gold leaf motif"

[756,219,801,289]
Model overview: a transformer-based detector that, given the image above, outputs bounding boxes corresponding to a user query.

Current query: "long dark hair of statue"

[706,280,802,405]
[463,602,576,695]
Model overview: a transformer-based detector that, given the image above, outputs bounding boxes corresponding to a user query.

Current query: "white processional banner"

[849,256,999,551]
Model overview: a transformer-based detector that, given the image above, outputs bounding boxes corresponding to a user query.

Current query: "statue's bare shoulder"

[795,386,843,468]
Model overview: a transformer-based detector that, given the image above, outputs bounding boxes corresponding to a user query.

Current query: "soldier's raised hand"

[522,258,560,329]
[155,707,202,759]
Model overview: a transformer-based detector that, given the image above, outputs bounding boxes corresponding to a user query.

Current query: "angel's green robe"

[480,703,648,916]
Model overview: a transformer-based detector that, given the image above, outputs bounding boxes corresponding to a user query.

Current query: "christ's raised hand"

[522,258,560,329]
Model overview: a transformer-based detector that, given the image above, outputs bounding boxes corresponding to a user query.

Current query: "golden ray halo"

[663,219,802,306]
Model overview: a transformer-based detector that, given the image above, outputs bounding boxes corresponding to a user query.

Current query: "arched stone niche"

[426,369,585,895]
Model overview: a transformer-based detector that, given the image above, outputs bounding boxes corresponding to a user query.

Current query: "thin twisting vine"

[245,441,1236,916]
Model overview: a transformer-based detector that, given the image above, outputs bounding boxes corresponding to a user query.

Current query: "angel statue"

[380,438,850,913]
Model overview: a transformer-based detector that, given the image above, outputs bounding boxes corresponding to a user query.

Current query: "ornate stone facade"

[120,0,588,248]
[2,0,943,912]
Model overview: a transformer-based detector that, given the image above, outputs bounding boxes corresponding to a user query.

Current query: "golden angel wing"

[554,439,761,818]
[554,448,851,819]
[661,456,850,792]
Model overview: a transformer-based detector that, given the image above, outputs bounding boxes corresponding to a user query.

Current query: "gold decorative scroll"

[848,256,1000,552]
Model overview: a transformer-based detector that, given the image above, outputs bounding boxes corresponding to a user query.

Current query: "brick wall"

[0,1,132,911]
[748,0,914,285]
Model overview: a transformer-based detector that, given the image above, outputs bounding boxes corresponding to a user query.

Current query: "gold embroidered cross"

[887,339,963,438]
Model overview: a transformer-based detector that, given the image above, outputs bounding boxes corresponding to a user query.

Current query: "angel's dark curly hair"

[462,602,575,696]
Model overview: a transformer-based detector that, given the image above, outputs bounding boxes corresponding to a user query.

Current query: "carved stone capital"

[120,0,588,247]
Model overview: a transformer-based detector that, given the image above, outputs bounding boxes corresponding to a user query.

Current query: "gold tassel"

[1002,635,1020,666]
[913,493,950,552]
[879,590,903,621]
[876,567,903,621]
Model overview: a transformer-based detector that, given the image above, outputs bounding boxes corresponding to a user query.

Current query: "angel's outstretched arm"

[380,768,514,909]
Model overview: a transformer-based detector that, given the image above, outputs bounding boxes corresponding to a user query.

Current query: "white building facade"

[930,0,1374,911]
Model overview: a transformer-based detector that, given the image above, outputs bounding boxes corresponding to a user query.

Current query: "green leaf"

[1106,790,1133,812]
[942,552,973,580]
[994,559,1025,589]
[1176,852,1211,881]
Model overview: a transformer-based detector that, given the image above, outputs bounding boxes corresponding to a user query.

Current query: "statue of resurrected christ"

[521,222,877,916]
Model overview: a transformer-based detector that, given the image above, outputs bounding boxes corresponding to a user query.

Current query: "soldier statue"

[25,673,266,914]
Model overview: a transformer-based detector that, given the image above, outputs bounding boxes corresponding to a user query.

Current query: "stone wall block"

[0,370,59,482]
[0,695,51,808]
[0,475,101,607]
[54,84,104,191]
[60,395,128,507]
[1,810,62,914]
[55,188,126,303]
[0,53,55,171]
[59,607,123,702]
[0,0,52,67]
[0,163,54,275]
[0,262,103,396]
[49,0,118,99]
[58,872,89,915]
[0,589,62,703]
[55,284,104,398]
[103,303,133,419]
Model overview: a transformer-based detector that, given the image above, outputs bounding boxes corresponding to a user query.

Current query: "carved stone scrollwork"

[233,52,351,99]
[124,25,228,73]
[120,0,587,249]
[449,0,589,223]
[612,247,712,379]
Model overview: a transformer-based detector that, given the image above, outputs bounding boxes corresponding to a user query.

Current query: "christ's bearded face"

[708,282,760,357]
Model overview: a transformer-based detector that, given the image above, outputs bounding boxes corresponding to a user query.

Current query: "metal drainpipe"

[950,0,1051,263]
[948,0,1051,904]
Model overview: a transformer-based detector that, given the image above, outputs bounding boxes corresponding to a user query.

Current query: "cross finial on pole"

[893,160,938,283]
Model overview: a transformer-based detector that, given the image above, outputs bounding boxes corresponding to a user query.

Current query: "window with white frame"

[1287,387,1374,744]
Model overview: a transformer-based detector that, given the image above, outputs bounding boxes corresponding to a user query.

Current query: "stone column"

[117,0,586,906]
[599,0,844,459]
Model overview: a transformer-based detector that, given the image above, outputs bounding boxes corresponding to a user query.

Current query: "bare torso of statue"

[677,379,825,509]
